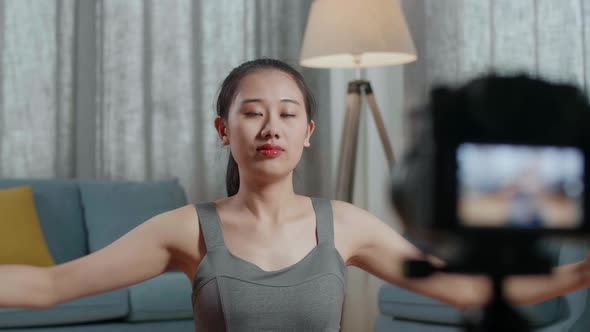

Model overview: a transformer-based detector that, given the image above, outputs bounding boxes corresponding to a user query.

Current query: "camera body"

[392,75,590,275]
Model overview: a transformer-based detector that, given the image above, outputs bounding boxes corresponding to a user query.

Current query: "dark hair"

[216,58,316,196]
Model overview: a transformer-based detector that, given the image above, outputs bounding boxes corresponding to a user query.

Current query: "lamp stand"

[335,80,395,202]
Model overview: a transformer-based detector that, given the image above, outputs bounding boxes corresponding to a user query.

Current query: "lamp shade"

[299,0,417,68]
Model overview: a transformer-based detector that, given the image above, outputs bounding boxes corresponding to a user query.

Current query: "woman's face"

[216,69,315,182]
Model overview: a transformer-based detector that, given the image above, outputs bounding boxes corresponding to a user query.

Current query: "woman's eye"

[281,113,296,118]
[245,112,263,117]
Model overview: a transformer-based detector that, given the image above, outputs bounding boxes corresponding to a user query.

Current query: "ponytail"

[226,152,240,196]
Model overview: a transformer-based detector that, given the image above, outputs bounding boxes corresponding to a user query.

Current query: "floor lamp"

[299,0,417,202]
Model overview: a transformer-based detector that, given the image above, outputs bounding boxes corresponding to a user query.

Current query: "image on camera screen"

[457,143,584,229]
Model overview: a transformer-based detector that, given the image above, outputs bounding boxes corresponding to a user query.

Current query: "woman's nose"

[261,126,279,138]
[260,113,282,138]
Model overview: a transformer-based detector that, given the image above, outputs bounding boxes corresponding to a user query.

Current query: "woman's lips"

[257,144,284,157]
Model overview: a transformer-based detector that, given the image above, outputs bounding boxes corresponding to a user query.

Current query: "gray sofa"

[375,241,590,331]
[0,178,195,331]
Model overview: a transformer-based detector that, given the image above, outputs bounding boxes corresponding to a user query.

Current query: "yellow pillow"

[0,186,55,266]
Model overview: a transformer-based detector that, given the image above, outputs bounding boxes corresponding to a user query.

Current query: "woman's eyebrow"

[281,98,301,106]
[241,98,263,105]
[240,98,301,106]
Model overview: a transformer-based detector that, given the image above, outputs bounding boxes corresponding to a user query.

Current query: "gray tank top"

[192,197,346,332]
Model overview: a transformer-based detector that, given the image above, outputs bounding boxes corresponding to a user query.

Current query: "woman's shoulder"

[323,199,382,264]
[329,199,367,220]
[155,204,202,249]
[329,199,390,235]
[152,204,206,280]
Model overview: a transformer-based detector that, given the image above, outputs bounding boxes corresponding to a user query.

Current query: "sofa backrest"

[0,178,189,265]
[78,179,188,252]
[0,179,87,264]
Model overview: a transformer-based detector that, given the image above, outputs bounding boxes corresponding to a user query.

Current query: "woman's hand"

[573,252,590,286]
[502,250,590,306]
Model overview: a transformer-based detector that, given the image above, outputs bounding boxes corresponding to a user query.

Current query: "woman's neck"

[231,174,300,225]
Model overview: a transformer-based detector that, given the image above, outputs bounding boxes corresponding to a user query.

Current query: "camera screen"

[457,143,584,229]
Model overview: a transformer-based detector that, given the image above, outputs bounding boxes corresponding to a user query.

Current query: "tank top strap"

[195,202,226,251]
[310,197,335,246]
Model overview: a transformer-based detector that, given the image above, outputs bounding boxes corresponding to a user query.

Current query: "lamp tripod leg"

[335,82,362,202]
[364,85,395,169]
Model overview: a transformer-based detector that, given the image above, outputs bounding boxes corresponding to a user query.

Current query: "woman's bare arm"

[0,265,55,308]
[336,200,590,309]
[333,200,492,309]
[0,204,201,309]
[504,256,590,305]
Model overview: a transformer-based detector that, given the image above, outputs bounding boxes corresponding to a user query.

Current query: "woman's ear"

[304,120,315,147]
[214,116,230,145]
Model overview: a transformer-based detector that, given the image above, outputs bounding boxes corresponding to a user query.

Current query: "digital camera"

[391,75,590,275]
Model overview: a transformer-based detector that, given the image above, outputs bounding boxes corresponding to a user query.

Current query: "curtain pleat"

[97,0,146,181]
[424,0,462,86]
[0,0,74,178]
[460,0,492,77]
[149,0,196,198]
[55,0,75,178]
[536,0,585,86]
[491,0,536,74]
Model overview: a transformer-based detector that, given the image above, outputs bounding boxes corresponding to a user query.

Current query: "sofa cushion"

[379,283,565,327]
[0,179,87,264]
[79,179,188,251]
[0,319,196,332]
[0,288,128,328]
[0,186,55,266]
[127,271,193,322]
[379,285,464,325]
[376,313,461,332]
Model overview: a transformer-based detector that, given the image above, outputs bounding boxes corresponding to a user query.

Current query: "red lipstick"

[257,144,284,157]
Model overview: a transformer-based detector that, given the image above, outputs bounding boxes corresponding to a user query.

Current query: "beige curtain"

[404,0,590,107]
[0,0,332,202]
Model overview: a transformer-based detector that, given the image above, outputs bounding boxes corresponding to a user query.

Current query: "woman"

[1,58,589,331]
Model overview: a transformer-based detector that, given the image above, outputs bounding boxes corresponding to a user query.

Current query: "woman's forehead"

[235,70,304,103]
